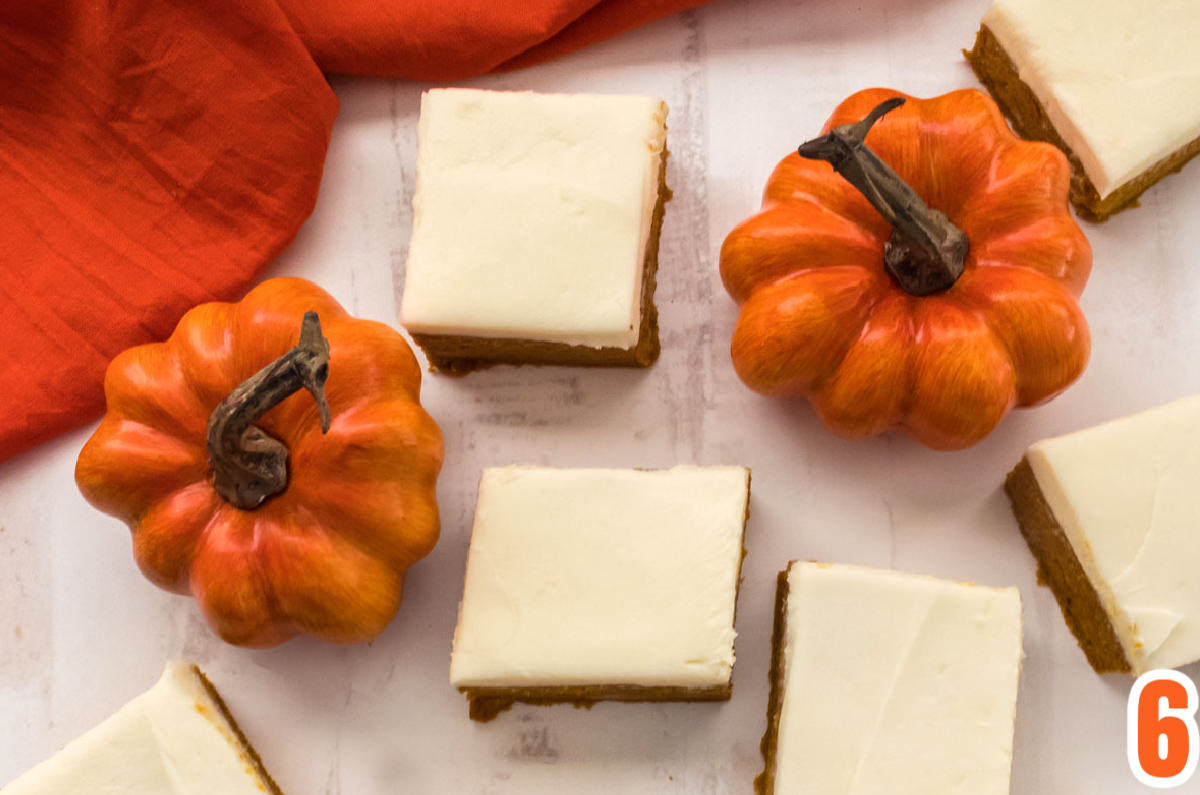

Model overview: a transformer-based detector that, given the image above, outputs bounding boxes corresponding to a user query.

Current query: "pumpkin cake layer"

[401,88,670,372]
[450,466,750,722]
[1004,459,1130,673]
[1007,395,1200,674]
[4,662,283,794]
[756,562,1022,795]
[966,1,1200,221]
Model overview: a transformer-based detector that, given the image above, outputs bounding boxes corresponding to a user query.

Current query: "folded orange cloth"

[279,0,707,78]
[0,0,702,463]
[0,2,337,462]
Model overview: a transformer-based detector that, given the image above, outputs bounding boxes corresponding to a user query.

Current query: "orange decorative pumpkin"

[720,88,1092,450]
[75,278,443,647]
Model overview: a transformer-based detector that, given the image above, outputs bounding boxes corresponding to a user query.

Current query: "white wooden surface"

[4,0,1200,791]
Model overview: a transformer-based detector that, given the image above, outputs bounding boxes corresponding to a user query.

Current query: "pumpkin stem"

[797,97,968,296]
[206,311,331,510]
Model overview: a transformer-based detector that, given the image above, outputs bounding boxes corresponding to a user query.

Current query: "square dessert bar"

[5,662,282,794]
[967,0,1200,221]
[1007,395,1200,674]
[757,562,1022,795]
[400,88,670,371]
[449,465,750,721]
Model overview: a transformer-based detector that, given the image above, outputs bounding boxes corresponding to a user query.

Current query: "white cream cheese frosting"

[983,0,1200,199]
[449,466,749,688]
[400,88,668,349]
[1027,395,1200,674]
[772,562,1022,795]
[4,662,273,794]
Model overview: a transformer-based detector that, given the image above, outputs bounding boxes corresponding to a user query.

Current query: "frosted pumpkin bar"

[400,88,669,371]
[757,562,1022,795]
[4,662,282,794]
[966,0,1200,220]
[1006,395,1200,674]
[450,465,750,721]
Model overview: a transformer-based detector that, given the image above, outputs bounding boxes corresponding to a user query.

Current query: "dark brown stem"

[206,311,331,510]
[797,97,968,296]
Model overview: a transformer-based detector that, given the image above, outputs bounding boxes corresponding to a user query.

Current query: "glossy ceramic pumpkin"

[75,278,443,646]
[720,88,1092,450]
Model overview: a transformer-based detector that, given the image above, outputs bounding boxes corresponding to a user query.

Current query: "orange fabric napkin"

[0,1,337,462]
[0,0,704,463]
[279,0,708,78]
